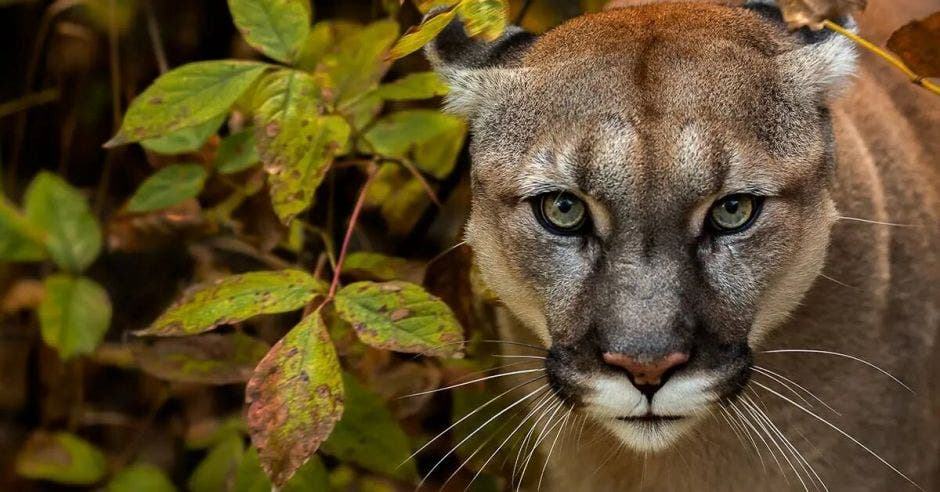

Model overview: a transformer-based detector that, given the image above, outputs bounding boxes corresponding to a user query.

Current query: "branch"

[823,20,940,97]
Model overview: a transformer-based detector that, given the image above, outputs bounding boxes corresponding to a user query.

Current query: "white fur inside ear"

[437,67,527,118]
[778,19,859,98]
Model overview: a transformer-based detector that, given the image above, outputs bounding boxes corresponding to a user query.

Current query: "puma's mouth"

[617,414,685,423]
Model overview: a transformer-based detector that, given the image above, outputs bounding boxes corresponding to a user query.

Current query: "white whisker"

[753,365,841,415]
[538,405,574,491]
[740,396,798,488]
[513,400,562,486]
[518,402,566,491]
[398,368,544,399]
[743,396,827,492]
[493,354,547,360]
[760,349,913,393]
[837,216,917,228]
[752,381,922,491]
[818,273,856,289]
[725,404,766,472]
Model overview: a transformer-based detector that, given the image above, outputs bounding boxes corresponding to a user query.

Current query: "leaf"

[138,269,325,337]
[295,21,335,72]
[334,280,465,357]
[188,432,244,492]
[38,274,112,360]
[363,109,467,179]
[321,373,418,481]
[459,0,510,41]
[0,195,47,262]
[388,4,458,60]
[215,130,260,174]
[321,20,400,101]
[24,172,101,272]
[235,447,329,492]
[343,251,425,282]
[140,114,226,155]
[228,0,311,64]
[245,311,344,486]
[253,70,351,223]
[126,164,208,213]
[777,0,867,30]
[134,332,270,384]
[106,61,268,146]
[364,164,432,236]
[887,12,940,78]
[15,431,108,485]
[375,72,449,101]
[107,464,177,492]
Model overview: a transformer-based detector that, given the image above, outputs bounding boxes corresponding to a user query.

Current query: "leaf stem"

[326,162,379,300]
[822,19,940,96]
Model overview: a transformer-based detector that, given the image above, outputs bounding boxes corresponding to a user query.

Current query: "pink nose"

[602,351,689,386]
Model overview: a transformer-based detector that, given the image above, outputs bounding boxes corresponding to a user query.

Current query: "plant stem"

[326,162,379,300]
[823,20,940,96]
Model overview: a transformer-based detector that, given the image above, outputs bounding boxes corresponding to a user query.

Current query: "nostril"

[602,351,690,388]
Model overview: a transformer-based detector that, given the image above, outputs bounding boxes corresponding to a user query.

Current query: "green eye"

[709,194,761,233]
[535,192,588,235]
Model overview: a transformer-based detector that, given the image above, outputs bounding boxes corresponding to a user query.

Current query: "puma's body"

[428,1,939,490]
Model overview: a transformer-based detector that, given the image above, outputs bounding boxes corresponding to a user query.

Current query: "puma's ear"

[425,14,537,117]
[745,0,858,99]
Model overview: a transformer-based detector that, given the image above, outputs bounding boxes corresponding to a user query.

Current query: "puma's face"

[428,2,854,450]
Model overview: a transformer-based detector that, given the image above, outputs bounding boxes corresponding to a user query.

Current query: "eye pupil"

[556,198,573,213]
[723,200,739,214]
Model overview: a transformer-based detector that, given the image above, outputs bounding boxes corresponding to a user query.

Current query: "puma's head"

[427,1,856,450]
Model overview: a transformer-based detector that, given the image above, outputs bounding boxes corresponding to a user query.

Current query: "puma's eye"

[534,192,588,235]
[708,194,761,233]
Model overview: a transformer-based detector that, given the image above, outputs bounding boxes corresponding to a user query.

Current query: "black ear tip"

[429,16,475,65]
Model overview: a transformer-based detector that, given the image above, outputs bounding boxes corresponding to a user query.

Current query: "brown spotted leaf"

[887,12,940,78]
[134,332,270,384]
[106,61,268,147]
[137,270,326,337]
[777,0,867,30]
[253,69,351,224]
[333,280,465,357]
[245,311,344,486]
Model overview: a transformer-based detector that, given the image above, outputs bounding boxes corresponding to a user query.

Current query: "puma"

[426,0,939,490]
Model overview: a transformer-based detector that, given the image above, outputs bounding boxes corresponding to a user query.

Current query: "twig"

[514,0,535,24]
[327,162,379,299]
[144,0,169,74]
[0,89,59,119]
[823,19,940,97]
[391,157,442,207]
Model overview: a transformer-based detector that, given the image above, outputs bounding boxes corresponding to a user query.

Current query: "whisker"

[740,396,797,488]
[744,395,827,492]
[399,375,545,470]
[492,354,547,360]
[517,402,566,491]
[723,404,766,472]
[512,399,562,486]
[760,349,913,393]
[752,381,922,491]
[417,383,549,490]
[467,391,558,491]
[398,368,544,399]
[818,273,856,290]
[837,216,917,228]
[480,339,549,353]
[448,360,544,386]
[538,405,574,491]
[753,365,841,415]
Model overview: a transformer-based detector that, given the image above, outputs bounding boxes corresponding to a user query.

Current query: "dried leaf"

[887,12,940,78]
[138,269,325,337]
[777,0,867,30]
[334,280,465,357]
[244,311,344,485]
[134,332,270,384]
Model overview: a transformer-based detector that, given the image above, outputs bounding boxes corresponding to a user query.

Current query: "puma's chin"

[601,414,699,452]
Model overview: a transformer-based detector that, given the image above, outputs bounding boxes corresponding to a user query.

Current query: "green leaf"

[295,21,335,72]
[388,5,458,60]
[24,172,101,272]
[215,130,260,174]
[107,464,177,492]
[321,373,418,481]
[38,274,111,360]
[334,280,464,357]
[363,109,467,179]
[320,20,400,103]
[228,0,311,64]
[140,114,225,154]
[138,269,325,337]
[0,196,47,262]
[188,432,244,492]
[126,164,208,213]
[343,251,424,282]
[375,72,449,101]
[253,70,350,223]
[235,447,329,492]
[245,311,344,486]
[458,0,510,41]
[107,61,268,146]
[134,332,270,384]
[15,431,108,485]
[364,164,432,236]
